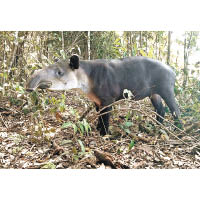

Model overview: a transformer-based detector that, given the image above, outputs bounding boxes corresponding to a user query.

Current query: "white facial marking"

[76,68,90,93]
[48,69,90,93]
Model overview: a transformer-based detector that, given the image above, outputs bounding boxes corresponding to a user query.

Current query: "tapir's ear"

[69,55,79,70]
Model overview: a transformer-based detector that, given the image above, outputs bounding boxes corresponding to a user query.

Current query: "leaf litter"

[0,90,200,169]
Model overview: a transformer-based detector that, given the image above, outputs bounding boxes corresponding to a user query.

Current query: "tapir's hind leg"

[150,94,165,123]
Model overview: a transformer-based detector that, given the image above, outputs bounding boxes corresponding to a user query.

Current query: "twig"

[79,106,93,121]
[84,97,199,146]
[0,113,8,129]
[30,144,35,151]
[97,98,189,134]
[90,98,190,146]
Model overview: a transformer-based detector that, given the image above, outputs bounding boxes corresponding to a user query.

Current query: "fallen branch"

[87,99,191,146]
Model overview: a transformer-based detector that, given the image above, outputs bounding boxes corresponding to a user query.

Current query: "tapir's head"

[26,55,82,92]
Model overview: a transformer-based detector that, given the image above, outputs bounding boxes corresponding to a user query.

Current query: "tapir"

[26,55,181,135]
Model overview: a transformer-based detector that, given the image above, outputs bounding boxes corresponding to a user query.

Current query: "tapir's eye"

[57,69,64,77]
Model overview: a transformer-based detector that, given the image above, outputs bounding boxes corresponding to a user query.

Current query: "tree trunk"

[140,31,143,48]
[2,37,7,94]
[88,31,91,60]
[9,31,19,70]
[155,33,158,59]
[183,32,193,88]
[183,36,187,88]
[167,31,171,65]
[126,32,130,56]
[61,31,65,51]
[16,31,28,66]
[145,33,148,53]
[130,32,133,56]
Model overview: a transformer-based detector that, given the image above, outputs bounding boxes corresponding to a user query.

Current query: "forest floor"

[0,90,200,169]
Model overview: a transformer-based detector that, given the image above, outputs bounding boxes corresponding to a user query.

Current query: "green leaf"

[82,119,91,134]
[125,111,131,121]
[85,123,91,134]
[140,49,147,57]
[72,147,78,155]
[78,140,85,154]
[22,108,30,115]
[147,46,154,58]
[70,108,75,115]
[61,139,73,145]
[61,122,72,129]
[60,49,66,59]
[124,121,133,127]
[79,123,84,134]
[124,129,131,134]
[72,124,78,133]
[129,140,135,150]
[42,162,56,169]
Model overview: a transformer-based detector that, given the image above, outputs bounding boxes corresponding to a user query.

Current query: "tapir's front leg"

[96,105,112,136]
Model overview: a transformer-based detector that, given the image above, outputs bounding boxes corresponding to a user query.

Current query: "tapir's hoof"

[174,120,183,130]
[99,128,110,136]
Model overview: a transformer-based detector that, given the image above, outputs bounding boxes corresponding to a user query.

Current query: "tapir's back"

[79,56,176,101]
[105,56,175,98]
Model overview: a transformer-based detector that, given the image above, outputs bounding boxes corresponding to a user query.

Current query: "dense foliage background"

[1,31,200,120]
[1,31,200,169]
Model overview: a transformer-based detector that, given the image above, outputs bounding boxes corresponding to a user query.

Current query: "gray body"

[26,55,181,135]
[80,57,176,101]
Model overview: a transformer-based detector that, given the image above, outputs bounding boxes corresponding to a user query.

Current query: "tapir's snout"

[26,68,52,92]
[26,88,34,92]
[37,81,52,89]
[26,80,52,92]
[26,78,38,92]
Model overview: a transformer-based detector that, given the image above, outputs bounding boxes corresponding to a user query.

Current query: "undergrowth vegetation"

[1,31,200,168]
